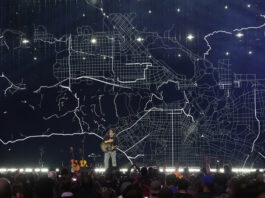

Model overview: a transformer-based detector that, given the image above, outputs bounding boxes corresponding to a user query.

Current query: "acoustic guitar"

[79,148,88,168]
[70,146,80,172]
[100,142,119,152]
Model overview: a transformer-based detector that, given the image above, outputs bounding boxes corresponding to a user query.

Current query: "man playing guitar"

[103,129,118,170]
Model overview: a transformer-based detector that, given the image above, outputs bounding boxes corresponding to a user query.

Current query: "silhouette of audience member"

[76,175,102,198]
[60,176,74,198]
[123,184,143,198]
[195,175,215,198]
[175,179,193,198]
[150,180,161,198]
[35,178,55,198]
[158,187,174,198]
[166,174,178,195]
[0,178,12,198]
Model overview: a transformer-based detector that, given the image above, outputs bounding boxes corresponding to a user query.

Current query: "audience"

[0,166,264,198]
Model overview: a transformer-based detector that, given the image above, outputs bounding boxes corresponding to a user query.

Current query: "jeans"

[104,150,116,170]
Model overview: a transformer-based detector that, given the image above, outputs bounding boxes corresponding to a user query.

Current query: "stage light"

[177,8,181,13]
[82,57,86,60]
[19,169,24,172]
[247,4,251,8]
[210,169,217,172]
[178,54,181,58]
[188,168,200,172]
[248,51,253,55]
[232,168,256,173]
[165,168,175,172]
[0,168,7,173]
[236,32,244,38]
[224,5,228,10]
[225,51,230,56]
[55,168,59,172]
[186,34,194,41]
[120,168,128,173]
[95,168,105,173]
[178,168,184,173]
[41,168,49,173]
[148,10,152,14]
[91,38,97,44]
[159,168,164,172]
[7,168,18,172]
[25,168,33,173]
[33,57,37,60]
[34,168,40,172]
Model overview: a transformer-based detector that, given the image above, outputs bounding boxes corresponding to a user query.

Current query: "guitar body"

[101,142,118,152]
[70,159,80,171]
[70,147,80,172]
[80,159,88,167]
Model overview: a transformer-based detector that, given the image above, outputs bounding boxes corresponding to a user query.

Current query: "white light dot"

[247,4,251,8]
[148,10,152,14]
[82,13,86,17]
[187,34,195,41]
[225,5,228,9]
[91,38,97,44]
[103,56,106,59]
[178,54,181,57]
[34,57,37,60]
[248,51,253,55]
[136,37,144,42]
[236,32,244,38]
[82,57,86,60]
[177,8,181,13]
[225,51,230,56]
[22,39,30,44]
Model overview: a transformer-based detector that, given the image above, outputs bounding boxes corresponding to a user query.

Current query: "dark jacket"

[103,134,119,146]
